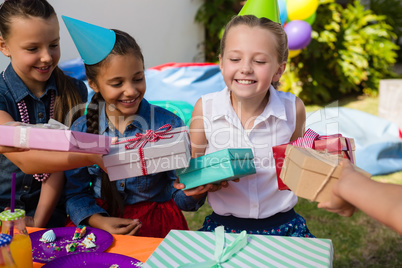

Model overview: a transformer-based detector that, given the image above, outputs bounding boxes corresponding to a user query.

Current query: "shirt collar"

[211,86,288,122]
[260,85,288,121]
[3,64,58,102]
[99,98,152,135]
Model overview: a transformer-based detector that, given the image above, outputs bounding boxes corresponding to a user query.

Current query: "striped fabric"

[144,230,333,268]
[292,128,320,148]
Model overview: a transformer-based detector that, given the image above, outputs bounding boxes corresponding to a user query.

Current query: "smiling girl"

[0,0,101,228]
[176,15,313,237]
[63,17,205,238]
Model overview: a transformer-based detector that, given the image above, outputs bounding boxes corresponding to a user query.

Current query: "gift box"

[176,148,256,190]
[0,121,110,154]
[103,126,191,181]
[280,145,371,203]
[273,128,355,191]
[143,227,334,268]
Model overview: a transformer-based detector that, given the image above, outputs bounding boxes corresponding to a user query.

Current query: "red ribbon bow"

[112,124,181,176]
[292,128,354,163]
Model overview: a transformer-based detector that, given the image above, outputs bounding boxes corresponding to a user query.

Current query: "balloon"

[287,0,319,21]
[278,0,288,25]
[304,12,316,25]
[288,49,302,58]
[284,20,312,50]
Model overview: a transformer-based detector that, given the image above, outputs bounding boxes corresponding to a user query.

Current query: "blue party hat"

[62,16,116,65]
[238,0,281,24]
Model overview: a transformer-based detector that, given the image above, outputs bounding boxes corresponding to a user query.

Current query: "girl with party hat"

[175,0,314,237]
[62,16,205,237]
[0,0,104,228]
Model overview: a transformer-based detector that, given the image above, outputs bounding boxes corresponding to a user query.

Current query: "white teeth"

[237,80,254,85]
[121,99,135,103]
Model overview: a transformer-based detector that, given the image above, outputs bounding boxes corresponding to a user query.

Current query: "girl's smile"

[88,53,146,125]
[0,15,60,97]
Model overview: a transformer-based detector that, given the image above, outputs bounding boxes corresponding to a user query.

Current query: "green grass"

[183,94,402,267]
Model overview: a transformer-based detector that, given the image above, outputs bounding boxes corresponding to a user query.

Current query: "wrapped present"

[176,148,256,190]
[272,128,355,191]
[103,125,191,181]
[280,145,371,202]
[0,120,110,154]
[143,226,334,268]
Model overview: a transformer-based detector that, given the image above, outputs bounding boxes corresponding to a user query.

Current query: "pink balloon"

[284,20,312,50]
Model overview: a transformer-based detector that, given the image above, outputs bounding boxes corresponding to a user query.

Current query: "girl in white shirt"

[176,15,313,237]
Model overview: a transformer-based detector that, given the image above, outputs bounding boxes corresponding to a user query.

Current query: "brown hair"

[0,0,84,126]
[85,29,144,217]
[220,15,288,89]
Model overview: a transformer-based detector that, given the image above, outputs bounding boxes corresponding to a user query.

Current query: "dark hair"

[220,15,288,89]
[85,29,144,217]
[0,0,84,126]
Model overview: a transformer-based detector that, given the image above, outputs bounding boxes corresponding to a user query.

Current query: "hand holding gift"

[176,148,256,190]
[0,120,111,154]
[280,145,370,203]
[273,128,355,190]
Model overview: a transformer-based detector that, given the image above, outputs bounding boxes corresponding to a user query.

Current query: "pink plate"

[42,252,142,267]
[30,227,113,263]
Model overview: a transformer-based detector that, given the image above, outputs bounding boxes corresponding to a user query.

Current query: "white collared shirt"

[202,86,298,219]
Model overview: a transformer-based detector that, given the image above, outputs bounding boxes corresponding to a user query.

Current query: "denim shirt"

[0,64,88,223]
[64,99,205,226]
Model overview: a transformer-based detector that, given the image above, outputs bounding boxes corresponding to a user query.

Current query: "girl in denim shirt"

[0,0,105,228]
[63,18,205,238]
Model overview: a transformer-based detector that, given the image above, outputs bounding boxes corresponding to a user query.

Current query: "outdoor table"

[28,227,163,267]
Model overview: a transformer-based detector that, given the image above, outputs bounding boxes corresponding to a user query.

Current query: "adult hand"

[88,214,142,235]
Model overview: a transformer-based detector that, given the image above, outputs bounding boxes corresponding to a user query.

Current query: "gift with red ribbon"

[272,128,355,190]
[103,125,191,181]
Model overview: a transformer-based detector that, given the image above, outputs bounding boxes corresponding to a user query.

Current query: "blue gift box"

[176,148,256,190]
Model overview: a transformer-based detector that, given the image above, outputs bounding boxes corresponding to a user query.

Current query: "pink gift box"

[0,123,111,154]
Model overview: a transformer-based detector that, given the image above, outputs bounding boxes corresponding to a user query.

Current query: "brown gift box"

[280,145,370,203]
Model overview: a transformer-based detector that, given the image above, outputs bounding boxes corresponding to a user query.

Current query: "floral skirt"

[198,211,314,238]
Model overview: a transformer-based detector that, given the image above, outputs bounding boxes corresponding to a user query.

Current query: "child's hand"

[317,159,358,217]
[88,154,107,172]
[25,215,36,227]
[88,214,142,236]
[173,177,229,198]
[0,145,29,153]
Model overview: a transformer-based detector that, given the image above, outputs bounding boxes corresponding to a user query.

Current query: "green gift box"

[143,228,334,268]
[176,148,256,190]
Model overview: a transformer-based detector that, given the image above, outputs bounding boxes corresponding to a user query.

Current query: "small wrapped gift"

[176,148,256,190]
[280,145,371,202]
[103,125,191,181]
[273,128,355,191]
[143,227,334,268]
[0,120,110,154]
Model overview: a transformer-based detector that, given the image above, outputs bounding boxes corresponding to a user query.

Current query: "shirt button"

[24,185,29,190]
[127,125,133,130]
[38,112,44,118]
[120,182,125,188]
